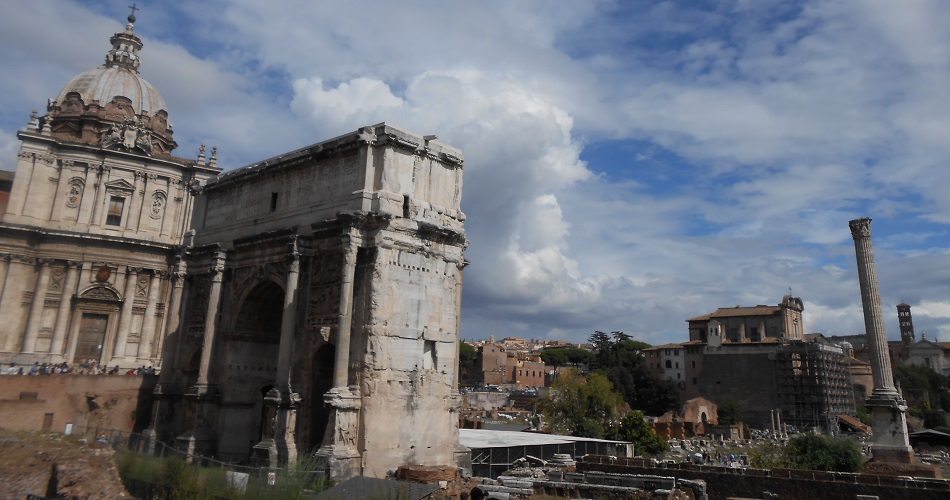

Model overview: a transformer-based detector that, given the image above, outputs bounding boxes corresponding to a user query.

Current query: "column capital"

[849,217,872,239]
[126,266,141,275]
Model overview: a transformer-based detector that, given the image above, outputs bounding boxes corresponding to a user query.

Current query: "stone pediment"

[104,178,135,194]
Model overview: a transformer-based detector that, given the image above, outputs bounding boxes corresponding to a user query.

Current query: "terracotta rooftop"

[709,306,781,318]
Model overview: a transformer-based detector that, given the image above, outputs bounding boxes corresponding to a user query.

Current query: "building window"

[692,361,696,368]
[665,360,672,369]
[675,362,679,369]
[270,192,278,212]
[105,196,124,226]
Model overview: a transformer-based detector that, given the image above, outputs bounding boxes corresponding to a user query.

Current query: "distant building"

[897,303,916,345]
[643,343,687,388]
[904,334,950,378]
[475,343,550,389]
[687,295,805,343]
[673,296,856,430]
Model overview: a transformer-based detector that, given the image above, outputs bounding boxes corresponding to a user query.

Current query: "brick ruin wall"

[0,375,155,434]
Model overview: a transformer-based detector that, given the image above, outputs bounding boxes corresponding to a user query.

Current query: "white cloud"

[3,0,950,345]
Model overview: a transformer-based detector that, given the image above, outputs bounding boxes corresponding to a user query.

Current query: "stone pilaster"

[137,270,162,360]
[49,261,80,357]
[126,171,144,231]
[90,164,109,227]
[158,268,186,375]
[22,259,51,353]
[849,217,913,463]
[112,266,139,361]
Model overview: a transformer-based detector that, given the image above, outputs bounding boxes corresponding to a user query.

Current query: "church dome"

[56,65,167,117]
[40,14,178,156]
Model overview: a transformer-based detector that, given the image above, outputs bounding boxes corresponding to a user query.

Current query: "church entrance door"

[76,313,108,363]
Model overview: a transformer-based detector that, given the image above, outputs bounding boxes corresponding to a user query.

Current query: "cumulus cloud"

[3,0,950,345]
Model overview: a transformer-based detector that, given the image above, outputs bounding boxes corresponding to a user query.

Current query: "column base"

[251,388,299,469]
[174,384,220,461]
[315,386,362,481]
[866,393,913,461]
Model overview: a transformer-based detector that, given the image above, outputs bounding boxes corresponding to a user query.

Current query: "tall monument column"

[849,217,913,463]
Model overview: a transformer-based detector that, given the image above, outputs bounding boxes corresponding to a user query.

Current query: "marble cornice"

[17,130,197,170]
[0,222,180,251]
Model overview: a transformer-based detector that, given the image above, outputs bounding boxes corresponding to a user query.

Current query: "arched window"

[665,360,672,369]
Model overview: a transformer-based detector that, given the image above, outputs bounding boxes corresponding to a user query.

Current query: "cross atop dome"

[105,5,144,71]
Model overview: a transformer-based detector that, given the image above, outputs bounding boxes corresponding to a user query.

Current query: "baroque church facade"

[2,15,469,479]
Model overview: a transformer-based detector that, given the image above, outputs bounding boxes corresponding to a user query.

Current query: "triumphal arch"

[148,124,469,478]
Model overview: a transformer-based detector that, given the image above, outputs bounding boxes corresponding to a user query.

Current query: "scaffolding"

[774,342,856,432]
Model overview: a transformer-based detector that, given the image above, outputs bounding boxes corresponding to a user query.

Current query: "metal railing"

[66,425,329,499]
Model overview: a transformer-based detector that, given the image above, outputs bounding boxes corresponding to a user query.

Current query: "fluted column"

[113,267,139,360]
[332,234,359,389]
[849,217,896,395]
[49,261,80,356]
[196,252,226,387]
[317,233,362,478]
[22,259,52,353]
[137,270,162,360]
[253,246,302,468]
[275,252,300,391]
[849,217,913,463]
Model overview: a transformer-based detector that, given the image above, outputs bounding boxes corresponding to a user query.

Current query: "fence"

[66,425,329,499]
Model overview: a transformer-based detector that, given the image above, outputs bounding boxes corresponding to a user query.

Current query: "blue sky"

[2,0,950,346]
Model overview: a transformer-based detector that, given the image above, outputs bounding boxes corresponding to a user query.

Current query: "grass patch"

[115,450,331,499]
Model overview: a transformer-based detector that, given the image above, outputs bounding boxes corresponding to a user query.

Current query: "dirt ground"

[0,429,132,499]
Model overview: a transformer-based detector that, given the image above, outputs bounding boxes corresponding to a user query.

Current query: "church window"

[106,196,124,226]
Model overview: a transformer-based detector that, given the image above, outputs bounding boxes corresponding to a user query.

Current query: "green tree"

[458,342,477,385]
[895,365,950,413]
[593,339,679,416]
[717,401,743,425]
[589,331,612,350]
[784,434,864,472]
[612,331,631,343]
[541,347,594,368]
[610,410,668,456]
[540,369,624,438]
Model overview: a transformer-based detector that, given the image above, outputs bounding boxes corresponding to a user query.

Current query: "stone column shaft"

[332,235,359,388]
[275,254,300,391]
[50,262,80,355]
[850,217,913,462]
[849,218,896,395]
[137,271,162,360]
[114,267,139,359]
[196,254,226,386]
[23,260,51,353]
[158,271,185,376]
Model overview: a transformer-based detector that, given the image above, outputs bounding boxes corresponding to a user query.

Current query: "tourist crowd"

[1,359,156,376]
